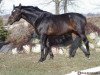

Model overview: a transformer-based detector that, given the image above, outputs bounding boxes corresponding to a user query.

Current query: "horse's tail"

[85,22,100,35]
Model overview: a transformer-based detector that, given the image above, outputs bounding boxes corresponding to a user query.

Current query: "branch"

[39,0,53,6]
[0,0,2,4]
[53,0,63,3]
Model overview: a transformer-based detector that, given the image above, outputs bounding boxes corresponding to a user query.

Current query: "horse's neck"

[21,9,44,34]
[21,9,52,34]
[21,12,37,25]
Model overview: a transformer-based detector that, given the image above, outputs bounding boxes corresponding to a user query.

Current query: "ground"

[0,50,100,75]
[1,13,100,75]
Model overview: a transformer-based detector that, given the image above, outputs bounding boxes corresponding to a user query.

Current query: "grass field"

[0,50,100,75]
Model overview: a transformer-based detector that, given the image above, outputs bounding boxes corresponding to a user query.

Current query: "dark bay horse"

[42,33,88,59]
[7,4,90,62]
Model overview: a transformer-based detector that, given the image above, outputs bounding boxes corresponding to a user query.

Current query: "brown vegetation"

[6,21,34,51]
[86,17,100,35]
[86,22,100,35]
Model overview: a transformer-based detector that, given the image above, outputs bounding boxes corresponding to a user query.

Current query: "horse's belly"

[47,25,69,35]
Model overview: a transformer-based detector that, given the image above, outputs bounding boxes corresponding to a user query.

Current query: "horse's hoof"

[68,55,74,59]
[38,58,45,62]
[68,56,72,59]
[88,57,91,60]
[49,56,54,60]
[86,57,91,60]
[85,54,90,60]
[85,54,90,58]
[38,59,43,62]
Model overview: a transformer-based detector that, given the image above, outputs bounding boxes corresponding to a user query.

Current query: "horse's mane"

[15,5,52,15]
[21,6,44,12]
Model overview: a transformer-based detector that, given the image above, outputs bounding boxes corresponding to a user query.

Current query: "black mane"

[21,6,44,12]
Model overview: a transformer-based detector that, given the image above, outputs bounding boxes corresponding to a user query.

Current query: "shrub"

[6,21,34,50]
[0,17,8,41]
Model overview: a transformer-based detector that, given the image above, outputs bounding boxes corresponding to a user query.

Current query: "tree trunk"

[63,0,67,13]
[0,0,2,4]
[53,0,61,14]
[55,2,60,14]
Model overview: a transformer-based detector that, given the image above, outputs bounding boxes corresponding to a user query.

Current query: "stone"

[31,44,41,53]
[97,41,100,47]
[0,44,13,53]
[89,32,98,40]
[89,43,95,49]
[59,47,64,54]
[96,48,100,52]
[51,47,59,54]
[12,48,18,54]
[23,45,31,54]
[82,43,95,49]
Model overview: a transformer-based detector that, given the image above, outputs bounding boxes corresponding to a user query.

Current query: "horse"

[41,33,88,59]
[7,4,90,62]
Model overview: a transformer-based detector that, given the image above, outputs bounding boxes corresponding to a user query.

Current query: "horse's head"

[7,4,22,25]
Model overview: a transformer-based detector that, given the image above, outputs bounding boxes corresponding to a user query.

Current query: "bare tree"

[61,0,77,13]
[53,0,62,14]
[63,0,67,13]
[0,0,2,4]
[52,0,77,14]
[0,0,3,13]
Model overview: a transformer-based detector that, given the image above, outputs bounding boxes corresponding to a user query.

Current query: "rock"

[89,32,98,40]
[12,48,18,54]
[89,43,95,49]
[82,43,95,49]
[0,44,13,53]
[97,41,100,47]
[65,71,77,75]
[32,44,41,53]
[96,48,100,52]
[23,45,31,54]
[51,47,59,54]
[59,47,64,54]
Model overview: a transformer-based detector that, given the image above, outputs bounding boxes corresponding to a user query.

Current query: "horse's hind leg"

[44,46,49,60]
[69,36,81,58]
[79,45,90,57]
[49,48,54,59]
[79,34,90,58]
[44,46,54,60]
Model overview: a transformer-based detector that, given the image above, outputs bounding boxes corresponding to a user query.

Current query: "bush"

[6,21,34,50]
[0,17,8,41]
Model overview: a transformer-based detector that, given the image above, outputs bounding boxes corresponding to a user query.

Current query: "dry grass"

[87,16,100,28]
[0,50,100,75]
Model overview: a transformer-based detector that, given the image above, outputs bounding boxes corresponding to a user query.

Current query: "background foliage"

[0,17,8,41]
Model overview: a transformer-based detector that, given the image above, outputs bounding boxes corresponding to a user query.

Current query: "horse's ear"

[13,5,15,9]
[19,3,21,9]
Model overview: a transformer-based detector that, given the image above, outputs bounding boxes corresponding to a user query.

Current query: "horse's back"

[37,12,87,35]
[66,13,87,24]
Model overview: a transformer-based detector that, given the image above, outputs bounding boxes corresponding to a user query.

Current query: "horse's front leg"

[43,39,54,60]
[39,34,47,62]
[44,46,54,60]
